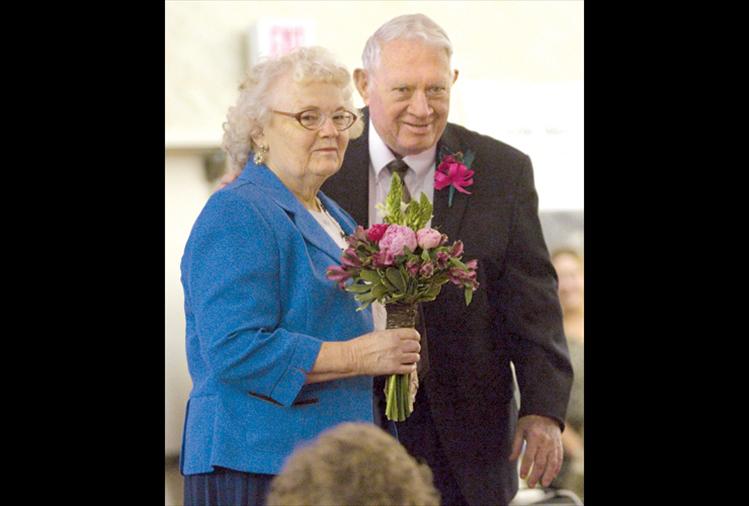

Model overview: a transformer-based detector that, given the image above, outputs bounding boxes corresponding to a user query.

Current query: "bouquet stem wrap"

[384,302,418,422]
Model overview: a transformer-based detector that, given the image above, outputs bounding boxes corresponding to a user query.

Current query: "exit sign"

[247,18,317,68]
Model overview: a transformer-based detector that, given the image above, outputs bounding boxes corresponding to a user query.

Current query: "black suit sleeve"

[497,154,574,429]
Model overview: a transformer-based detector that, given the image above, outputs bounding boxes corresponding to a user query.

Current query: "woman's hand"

[348,328,421,376]
[306,329,420,384]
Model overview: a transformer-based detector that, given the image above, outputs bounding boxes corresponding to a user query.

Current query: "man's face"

[356,39,458,156]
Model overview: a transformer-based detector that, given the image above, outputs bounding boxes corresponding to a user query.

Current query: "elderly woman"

[179,46,421,506]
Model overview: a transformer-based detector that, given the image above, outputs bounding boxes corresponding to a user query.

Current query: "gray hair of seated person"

[266,422,441,506]
[222,46,364,173]
[361,13,454,74]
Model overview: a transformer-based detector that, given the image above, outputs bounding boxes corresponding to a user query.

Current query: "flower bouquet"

[326,173,479,421]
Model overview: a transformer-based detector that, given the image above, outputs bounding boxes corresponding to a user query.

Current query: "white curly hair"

[222,46,363,173]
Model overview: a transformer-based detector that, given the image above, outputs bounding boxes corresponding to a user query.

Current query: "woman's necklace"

[316,197,347,240]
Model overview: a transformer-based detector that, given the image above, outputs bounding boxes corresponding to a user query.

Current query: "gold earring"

[254,145,268,164]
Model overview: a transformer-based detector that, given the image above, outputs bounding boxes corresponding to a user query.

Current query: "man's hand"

[215,171,240,191]
[509,415,563,488]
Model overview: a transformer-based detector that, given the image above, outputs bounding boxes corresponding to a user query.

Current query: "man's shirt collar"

[368,119,437,179]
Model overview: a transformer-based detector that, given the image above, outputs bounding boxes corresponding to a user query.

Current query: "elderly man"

[220,14,573,506]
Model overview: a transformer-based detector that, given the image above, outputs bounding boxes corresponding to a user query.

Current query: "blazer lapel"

[240,163,344,264]
[322,110,371,226]
[291,205,346,264]
[432,125,470,241]
[318,192,357,236]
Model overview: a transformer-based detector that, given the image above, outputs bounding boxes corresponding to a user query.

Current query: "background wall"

[165,2,583,504]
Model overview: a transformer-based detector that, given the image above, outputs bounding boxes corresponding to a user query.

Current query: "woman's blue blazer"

[179,160,373,476]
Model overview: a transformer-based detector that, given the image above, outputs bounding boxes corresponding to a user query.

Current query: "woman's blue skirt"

[183,467,275,506]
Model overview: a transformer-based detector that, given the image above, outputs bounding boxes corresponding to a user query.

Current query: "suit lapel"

[324,112,471,241]
[431,125,470,241]
[322,113,370,226]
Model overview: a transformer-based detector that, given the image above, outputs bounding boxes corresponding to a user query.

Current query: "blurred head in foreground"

[267,422,441,506]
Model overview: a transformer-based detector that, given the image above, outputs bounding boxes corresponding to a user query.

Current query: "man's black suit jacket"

[322,111,573,506]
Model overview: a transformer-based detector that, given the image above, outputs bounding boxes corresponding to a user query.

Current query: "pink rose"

[372,249,395,267]
[378,224,417,257]
[366,223,390,243]
[416,228,442,250]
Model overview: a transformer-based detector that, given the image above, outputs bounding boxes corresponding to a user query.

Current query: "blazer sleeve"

[498,155,574,428]
[181,191,322,407]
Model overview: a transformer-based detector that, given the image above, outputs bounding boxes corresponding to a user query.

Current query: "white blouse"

[308,206,348,251]
[309,200,387,331]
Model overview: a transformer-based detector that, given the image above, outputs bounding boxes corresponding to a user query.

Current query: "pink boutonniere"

[435,149,475,207]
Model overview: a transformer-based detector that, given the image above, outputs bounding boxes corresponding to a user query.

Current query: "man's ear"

[353,68,370,104]
[452,69,459,85]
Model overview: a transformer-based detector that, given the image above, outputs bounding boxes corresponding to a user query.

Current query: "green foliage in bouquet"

[326,173,479,422]
[327,173,478,311]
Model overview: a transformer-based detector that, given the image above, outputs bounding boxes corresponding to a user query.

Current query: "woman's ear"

[251,130,265,150]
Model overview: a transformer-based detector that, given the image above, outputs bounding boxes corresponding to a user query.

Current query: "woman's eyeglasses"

[272,109,358,131]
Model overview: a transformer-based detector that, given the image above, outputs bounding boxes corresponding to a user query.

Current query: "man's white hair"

[361,14,453,74]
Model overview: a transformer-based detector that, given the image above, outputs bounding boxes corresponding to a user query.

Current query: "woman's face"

[259,75,351,190]
[553,253,584,314]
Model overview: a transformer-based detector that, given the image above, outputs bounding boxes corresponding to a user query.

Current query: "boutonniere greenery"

[435,147,475,207]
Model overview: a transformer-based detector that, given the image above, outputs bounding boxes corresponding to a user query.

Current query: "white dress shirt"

[366,119,437,331]
[367,120,437,228]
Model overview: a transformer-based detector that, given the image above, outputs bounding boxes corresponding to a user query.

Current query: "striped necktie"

[386,159,411,203]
